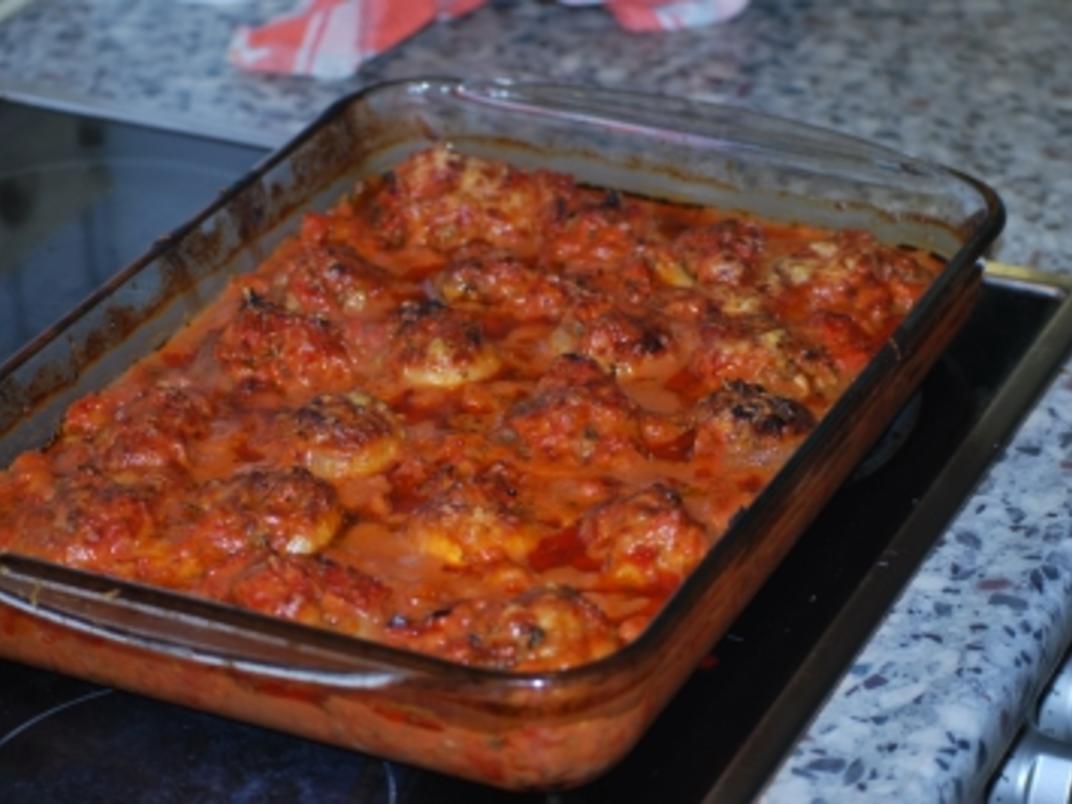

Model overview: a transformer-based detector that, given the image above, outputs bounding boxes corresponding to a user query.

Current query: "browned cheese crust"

[0,146,941,671]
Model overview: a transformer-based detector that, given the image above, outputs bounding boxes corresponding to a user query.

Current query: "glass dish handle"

[0,554,406,689]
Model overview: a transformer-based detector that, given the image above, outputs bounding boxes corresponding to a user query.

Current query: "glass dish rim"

[0,76,1006,693]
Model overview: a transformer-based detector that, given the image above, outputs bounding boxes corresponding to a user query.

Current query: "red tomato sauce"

[0,146,941,671]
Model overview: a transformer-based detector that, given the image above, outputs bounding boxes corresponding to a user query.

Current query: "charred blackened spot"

[553,195,570,222]
[721,380,815,436]
[662,485,684,506]
[241,287,270,310]
[294,404,329,431]
[601,190,622,210]
[729,403,752,421]
[751,412,795,437]
[639,327,669,355]
[382,169,398,191]
[232,188,269,243]
[398,298,446,323]
[525,623,546,649]
[464,325,484,347]
[237,377,274,396]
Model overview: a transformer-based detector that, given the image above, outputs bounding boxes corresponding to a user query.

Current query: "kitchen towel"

[229,0,749,79]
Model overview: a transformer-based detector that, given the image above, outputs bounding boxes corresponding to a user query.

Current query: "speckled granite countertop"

[1,1,1071,801]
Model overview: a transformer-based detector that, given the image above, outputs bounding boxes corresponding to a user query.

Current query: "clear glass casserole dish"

[0,79,1003,789]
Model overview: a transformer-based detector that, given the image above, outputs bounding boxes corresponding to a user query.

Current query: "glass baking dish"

[0,79,1003,790]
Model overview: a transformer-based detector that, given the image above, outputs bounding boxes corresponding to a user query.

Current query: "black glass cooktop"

[0,100,1068,803]
[0,102,261,362]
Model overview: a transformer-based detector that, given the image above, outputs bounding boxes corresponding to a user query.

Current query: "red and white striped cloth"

[228,0,749,79]
[607,0,749,31]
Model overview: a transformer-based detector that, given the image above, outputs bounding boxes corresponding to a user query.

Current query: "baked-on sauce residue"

[0,146,941,671]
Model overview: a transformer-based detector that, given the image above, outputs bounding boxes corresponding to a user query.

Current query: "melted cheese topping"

[0,146,941,671]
